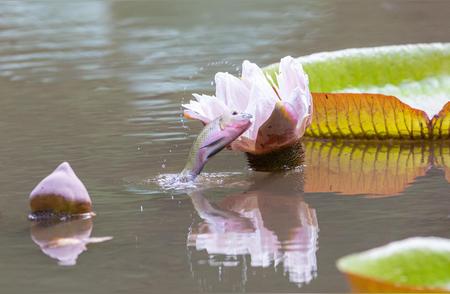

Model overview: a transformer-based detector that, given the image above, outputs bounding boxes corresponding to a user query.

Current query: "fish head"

[181,112,252,180]
[199,112,252,160]
[219,111,253,139]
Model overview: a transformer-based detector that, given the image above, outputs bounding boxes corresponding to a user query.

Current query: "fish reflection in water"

[30,218,112,266]
[186,174,318,288]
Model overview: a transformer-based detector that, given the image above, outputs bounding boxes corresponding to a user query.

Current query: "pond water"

[0,0,449,293]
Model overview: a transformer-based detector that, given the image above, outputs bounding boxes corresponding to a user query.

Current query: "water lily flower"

[183,56,313,155]
[29,162,94,220]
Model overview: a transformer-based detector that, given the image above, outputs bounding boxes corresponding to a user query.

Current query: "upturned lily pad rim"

[263,43,450,140]
[336,237,450,292]
[341,271,449,293]
[264,42,450,92]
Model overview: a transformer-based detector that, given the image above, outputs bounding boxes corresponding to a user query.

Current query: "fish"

[180,112,252,181]
[188,190,255,233]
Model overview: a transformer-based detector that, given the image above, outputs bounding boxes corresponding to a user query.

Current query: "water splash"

[156,173,197,191]
[156,172,245,192]
[125,171,250,196]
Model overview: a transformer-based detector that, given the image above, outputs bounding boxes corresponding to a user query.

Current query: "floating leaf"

[265,43,450,139]
[303,141,449,196]
[431,102,450,139]
[336,237,450,293]
[307,93,430,139]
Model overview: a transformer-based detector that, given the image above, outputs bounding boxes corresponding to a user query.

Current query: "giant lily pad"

[337,237,450,292]
[265,43,450,139]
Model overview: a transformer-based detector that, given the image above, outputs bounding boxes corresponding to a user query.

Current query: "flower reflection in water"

[185,139,449,291]
[30,218,112,266]
[187,176,318,288]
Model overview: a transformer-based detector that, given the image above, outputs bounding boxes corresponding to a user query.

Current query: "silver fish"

[180,112,252,181]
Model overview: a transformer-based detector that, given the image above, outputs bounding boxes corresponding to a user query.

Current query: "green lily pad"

[337,237,450,292]
[265,43,450,139]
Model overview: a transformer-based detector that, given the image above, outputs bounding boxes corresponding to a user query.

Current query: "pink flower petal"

[241,60,279,141]
[229,137,255,153]
[254,101,298,153]
[183,109,210,124]
[245,84,277,141]
[193,94,227,119]
[182,100,207,116]
[283,87,312,127]
[215,72,250,113]
[183,94,230,123]
[278,56,308,99]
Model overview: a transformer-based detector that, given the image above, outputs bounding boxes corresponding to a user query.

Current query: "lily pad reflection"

[303,140,449,196]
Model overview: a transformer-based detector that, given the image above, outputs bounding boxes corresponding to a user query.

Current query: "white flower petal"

[244,81,278,141]
[242,61,277,97]
[277,56,309,100]
[182,100,205,116]
[183,109,211,123]
[284,88,313,138]
[194,94,230,119]
[240,60,280,141]
[283,87,310,122]
[183,94,231,123]
[215,72,250,113]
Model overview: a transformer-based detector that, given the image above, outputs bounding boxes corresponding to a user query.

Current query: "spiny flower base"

[245,141,304,172]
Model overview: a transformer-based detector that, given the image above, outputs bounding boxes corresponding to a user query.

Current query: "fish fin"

[205,142,226,159]
[199,132,225,150]
[85,236,113,244]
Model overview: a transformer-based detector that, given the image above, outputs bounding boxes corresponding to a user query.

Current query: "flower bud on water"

[29,162,94,221]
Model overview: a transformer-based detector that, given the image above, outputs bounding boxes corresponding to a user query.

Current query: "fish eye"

[232,111,238,115]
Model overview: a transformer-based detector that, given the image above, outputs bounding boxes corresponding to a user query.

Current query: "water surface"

[0,0,449,293]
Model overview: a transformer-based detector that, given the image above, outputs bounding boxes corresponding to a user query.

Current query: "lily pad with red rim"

[265,43,450,139]
[336,237,450,293]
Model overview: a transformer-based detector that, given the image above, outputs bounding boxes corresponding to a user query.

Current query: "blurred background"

[0,1,449,293]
